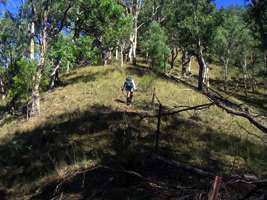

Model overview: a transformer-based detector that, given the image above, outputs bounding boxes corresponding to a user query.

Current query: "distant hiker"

[121,76,136,105]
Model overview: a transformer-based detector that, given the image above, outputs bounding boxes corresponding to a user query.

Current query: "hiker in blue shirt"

[121,76,136,105]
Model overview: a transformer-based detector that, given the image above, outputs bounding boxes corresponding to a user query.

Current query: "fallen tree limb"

[139,103,214,120]
[152,155,267,188]
[152,154,215,178]
[163,72,267,134]
[207,93,267,134]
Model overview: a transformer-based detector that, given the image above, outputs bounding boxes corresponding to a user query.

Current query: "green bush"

[138,74,156,92]
[141,21,170,71]
[8,59,36,103]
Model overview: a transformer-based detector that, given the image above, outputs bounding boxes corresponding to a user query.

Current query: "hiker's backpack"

[125,79,134,90]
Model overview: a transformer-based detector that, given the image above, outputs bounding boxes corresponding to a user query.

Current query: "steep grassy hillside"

[0,65,266,199]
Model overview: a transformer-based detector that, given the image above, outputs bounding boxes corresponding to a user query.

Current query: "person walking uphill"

[121,76,136,105]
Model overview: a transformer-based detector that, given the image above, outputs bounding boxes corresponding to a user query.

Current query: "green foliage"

[8,59,36,102]
[166,0,218,54]
[138,74,156,92]
[47,35,76,71]
[142,21,170,71]
[247,0,267,50]
[71,0,132,62]
[74,36,99,65]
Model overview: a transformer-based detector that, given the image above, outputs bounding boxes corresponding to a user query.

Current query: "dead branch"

[162,72,267,134]
[207,93,267,134]
[151,154,215,178]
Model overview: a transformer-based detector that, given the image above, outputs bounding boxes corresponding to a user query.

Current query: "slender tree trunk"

[204,63,210,88]
[264,50,267,74]
[115,47,119,60]
[66,61,70,73]
[128,1,141,65]
[223,57,229,91]
[146,52,149,64]
[196,40,209,91]
[132,24,137,65]
[120,48,124,67]
[182,51,188,76]
[30,21,35,60]
[49,62,60,89]
[188,56,192,74]
[197,55,205,91]
[182,51,192,77]
[128,37,133,63]
[102,49,108,66]
[170,48,178,68]
[0,78,5,100]
[30,2,36,60]
[242,56,248,97]
[31,3,48,116]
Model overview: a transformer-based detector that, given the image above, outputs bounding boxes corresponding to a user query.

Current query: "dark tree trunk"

[197,55,205,91]
[170,48,178,69]
[49,62,60,89]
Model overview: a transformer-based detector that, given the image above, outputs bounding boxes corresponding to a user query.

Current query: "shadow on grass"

[0,105,266,199]
[161,114,267,174]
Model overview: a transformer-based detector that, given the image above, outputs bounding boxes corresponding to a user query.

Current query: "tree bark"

[30,21,35,60]
[182,51,190,76]
[188,56,192,74]
[30,2,48,116]
[127,1,141,65]
[223,57,229,91]
[30,1,36,60]
[196,40,208,91]
[115,46,119,60]
[66,61,70,73]
[0,77,5,100]
[120,43,124,67]
[242,56,248,97]
[49,62,60,89]
[170,48,178,69]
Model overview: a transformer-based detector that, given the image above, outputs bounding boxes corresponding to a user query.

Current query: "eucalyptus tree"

[141,21,170,71]
[140,0,180,68]
[176,0,219,90]
[22,0,74,116]
[72,0,132,65]
[213,7,246,90]
[119,0,145,65]
[232,26,258,96]
[0,12,20,100]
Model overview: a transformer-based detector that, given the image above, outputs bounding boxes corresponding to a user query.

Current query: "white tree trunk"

[128,35,134,63]
[30,21,35,60]
[0,78,5,100]
[203,62,209,88]
[115,47,119,60]
[132,23,137,65]
[197,39,209,90]
[31,4,48,116]
[188,56,192,74]
[120,43,124,67]
[127,1,141,65]
[242,56,248,97]
[66,61,70,73]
